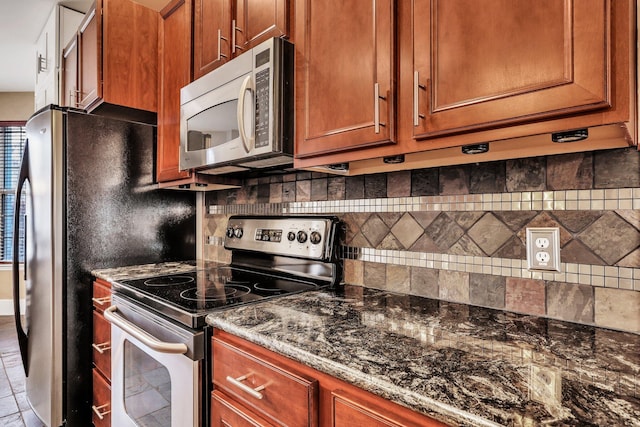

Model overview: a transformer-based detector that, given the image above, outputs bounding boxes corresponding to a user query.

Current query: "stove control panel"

[224,216,337,260]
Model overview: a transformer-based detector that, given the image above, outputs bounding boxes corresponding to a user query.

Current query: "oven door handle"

[104,305,188,354]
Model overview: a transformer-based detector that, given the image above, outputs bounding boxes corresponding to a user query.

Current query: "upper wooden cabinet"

[193,0,230,78]
[294,0,396,159]
[157,0,193,182]
[193,0,290,80]
[77,8,99,109]
[61,37,79,108]
[34,5,84,110]
[294,0,636,171]
[65,0,158,118]
[234,0,289,52]
[412,0,614,139]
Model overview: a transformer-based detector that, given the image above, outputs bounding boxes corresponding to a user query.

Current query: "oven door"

[105,297,204,427]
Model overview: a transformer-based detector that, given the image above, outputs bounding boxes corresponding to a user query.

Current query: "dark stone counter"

[206,285,640,426]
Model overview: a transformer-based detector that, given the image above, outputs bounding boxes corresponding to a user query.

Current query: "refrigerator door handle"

[12,139,30,376]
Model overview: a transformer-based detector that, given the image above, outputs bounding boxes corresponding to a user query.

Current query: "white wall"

[0,92,35,121]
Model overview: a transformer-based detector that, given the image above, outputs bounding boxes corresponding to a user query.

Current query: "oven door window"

[123,340,172,426]
[185,100,240,152]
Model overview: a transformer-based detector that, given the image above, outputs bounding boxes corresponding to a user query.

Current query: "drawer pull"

[92,342,111,354]
[226,374,265,399]
[92,296,110,306]
[92,403,110,420]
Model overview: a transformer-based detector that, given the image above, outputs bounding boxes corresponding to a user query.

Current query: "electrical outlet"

[526,227,561,272]
[530,365,562,405]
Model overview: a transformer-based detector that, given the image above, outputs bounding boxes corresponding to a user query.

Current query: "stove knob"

[297,230,308,243]
[310,231,322,245]
[287,231,296,241]
[226,227,235,238]
[234,227,243,238]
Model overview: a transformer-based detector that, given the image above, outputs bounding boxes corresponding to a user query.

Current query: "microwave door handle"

[237,74,255,153]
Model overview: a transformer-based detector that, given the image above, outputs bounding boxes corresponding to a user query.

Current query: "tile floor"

[0,316,45,427]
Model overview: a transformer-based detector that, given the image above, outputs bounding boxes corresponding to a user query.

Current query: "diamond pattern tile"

[391,213,424,250]
[552,211,603,233]
[467,213,514,256]
[493,211,537,232]
[517,212,572,246]
[448,212,484,230]
[425,213,465,251]
[361,214,390,247]
[449,235,486,256]
[578,212,640,264]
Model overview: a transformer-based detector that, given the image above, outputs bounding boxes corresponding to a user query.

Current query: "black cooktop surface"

[113,266,321,328]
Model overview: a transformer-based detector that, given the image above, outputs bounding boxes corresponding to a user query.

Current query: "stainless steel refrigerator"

[10,106,196,427]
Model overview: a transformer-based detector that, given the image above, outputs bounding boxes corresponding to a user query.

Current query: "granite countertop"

[206,285,640,427]
[92,260,206,282]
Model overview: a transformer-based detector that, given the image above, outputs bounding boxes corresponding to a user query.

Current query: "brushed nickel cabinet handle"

[374,83,387,134]
[232,20,244,53]
[217,29,228,60]
[413,71,427,126]
[226,374,266,399]
[92,342,111,354]
[92,403,110,420]
[92,296,110,306]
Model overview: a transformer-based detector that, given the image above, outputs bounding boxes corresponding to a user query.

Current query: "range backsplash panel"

[203,147,640,334]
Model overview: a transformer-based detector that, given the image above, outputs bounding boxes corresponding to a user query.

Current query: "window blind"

[0,124,26,262]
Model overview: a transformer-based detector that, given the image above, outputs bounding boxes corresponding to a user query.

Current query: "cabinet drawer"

[213,336,318,426]
[92,280,111,313]
[92,310,111,379]
[92,368,111,427]
[332,389,446,427]
[211,390,275,427]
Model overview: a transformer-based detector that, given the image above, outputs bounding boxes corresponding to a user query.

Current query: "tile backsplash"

[203,147,640,334]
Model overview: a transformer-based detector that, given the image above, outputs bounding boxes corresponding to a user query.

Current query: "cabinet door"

[61,37,78,107]
[295,0,395,159]
[213,336,318,426]
[234,0,289,53]
[211,390,275,427]
[78,6,100,109]
[92,311,111,379]
[158,0,193,182]
[413,0,612,139]
[332,389,445,427]
[92,369,111,427]
[102,0,158,112]
[194,0,231,79]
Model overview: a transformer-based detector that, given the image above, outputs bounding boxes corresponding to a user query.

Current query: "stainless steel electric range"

[105,216,341,427]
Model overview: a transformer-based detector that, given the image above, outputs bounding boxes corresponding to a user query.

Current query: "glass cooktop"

[112,266,321,328]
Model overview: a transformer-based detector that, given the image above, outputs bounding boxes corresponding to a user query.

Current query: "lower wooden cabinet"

[332,389,443,427]
[92,368,111,427]
[212,329,446,427]
[211,389,275,427]
[92,279,112,427]
[213,333,318,426]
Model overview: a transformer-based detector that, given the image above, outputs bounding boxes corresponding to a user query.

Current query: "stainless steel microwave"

[180,37,294,174]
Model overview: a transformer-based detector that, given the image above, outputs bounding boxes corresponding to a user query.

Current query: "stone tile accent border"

[209,188,640,215]
[338,247,640,291]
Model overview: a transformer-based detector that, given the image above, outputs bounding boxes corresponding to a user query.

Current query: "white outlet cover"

[526,227,561,272]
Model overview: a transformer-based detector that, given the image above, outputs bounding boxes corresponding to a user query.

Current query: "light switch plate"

[526,227,561,272]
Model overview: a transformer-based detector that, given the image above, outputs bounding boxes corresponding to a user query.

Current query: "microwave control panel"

[254,68,270,149]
